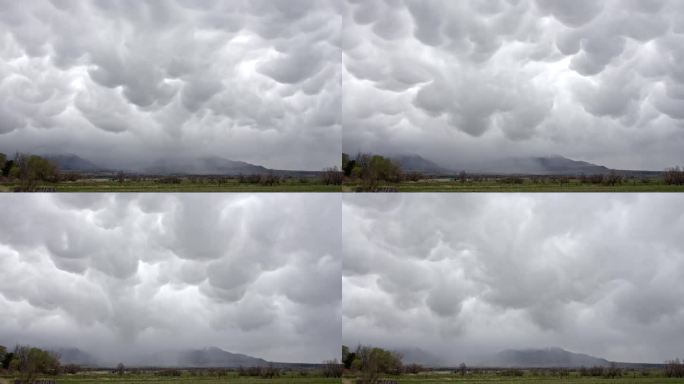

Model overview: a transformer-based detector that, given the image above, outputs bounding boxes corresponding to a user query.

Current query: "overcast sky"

[0,0,341,171]
[0,194,341,364]
[343,0,684,170]
[343,194,684,364]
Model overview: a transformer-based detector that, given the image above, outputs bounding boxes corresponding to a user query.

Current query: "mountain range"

[387,347,622,368]
[44,154,104,172]
[480,347,611,368]
[143,156,269,175]
[52,347,98,366]
[147,347,270,368]
[391,154,640,176]
[46,347,270,368]
[42,154,273,175]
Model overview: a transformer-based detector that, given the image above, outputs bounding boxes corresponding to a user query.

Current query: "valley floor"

[1,374,338,383]
[343,180,684,192]
[346,374,684,383]
[0,180,341,192]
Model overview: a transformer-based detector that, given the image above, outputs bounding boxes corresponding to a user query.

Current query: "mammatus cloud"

[0,194,341,364]
[342,0,684,170]
[343,194,684,364]
[0,0,341,170]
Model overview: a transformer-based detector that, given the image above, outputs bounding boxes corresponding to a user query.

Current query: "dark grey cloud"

[0,194,341,364]
[343,0,684,170]
[343,194,684,364]
[0,0,341,170]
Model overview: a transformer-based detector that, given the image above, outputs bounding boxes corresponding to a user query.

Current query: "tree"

[342,153,356,177]
[458,362,467,376]
[354,345,403,384]
[350,153,403,191]
[322,359,343,377]
[1,159,14,177]
[12,345,60,384]
[0,153,6,171]
[342,345,356,369]
[664,166,684,185]
[458,171,467,183]
[11,153,59,191]
[2,351,14,369]
[665,358,684,378]
[116,362,125,375]
[321,166,344,185]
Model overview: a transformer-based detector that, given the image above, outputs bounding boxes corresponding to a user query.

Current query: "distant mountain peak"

[42,153,103,172]
[390,154,449,174]
[145,156,269,175]
[485,347,611,368]
[392,347,444,367]
[174,346,269,367]
[49,347,98,366]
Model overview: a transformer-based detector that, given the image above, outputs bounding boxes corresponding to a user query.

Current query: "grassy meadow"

[342,372,684,383]
[342,179,684,192]
[0,372,339,384]
[0,179,342,192]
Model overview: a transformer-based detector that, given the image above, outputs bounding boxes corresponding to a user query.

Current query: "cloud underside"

[343,0,684,170]
[0,0,341,170]
[0,194,341,364]
[343,194,684,364]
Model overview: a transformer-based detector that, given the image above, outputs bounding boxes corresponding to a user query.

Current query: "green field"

[0,180,341,193]
[343,373,684,383]
[0,373,338,384]
[343,180,684,192]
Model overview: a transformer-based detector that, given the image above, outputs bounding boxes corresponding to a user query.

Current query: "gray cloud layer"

[343,194,684,364]
[343,0,684,170]
[0,0,341,170]
[0,194,341,364]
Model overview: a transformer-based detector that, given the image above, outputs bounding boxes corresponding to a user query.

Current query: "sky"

[343,0,684,171]
[343,194,684,364]
[0,0,341,171]
[0,194,341,364]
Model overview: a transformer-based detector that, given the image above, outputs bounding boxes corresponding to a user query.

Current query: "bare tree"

[321,167,344,185]
[116,171,125,184]
[116,362,125,375]
[458,171,467,183]
[322,359,343,378]
[458,363,467,376]
[665,359,684,378]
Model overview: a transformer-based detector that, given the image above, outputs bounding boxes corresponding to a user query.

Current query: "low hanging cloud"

[0,194,341,364]
[343,194,684,364]
[342,0,684,170]
[0,0,341,170]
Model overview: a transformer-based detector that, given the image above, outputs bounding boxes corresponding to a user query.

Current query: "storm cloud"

[0,0,341,171]
[0,194,341,364]
[343,194,684,364]
[342,0,684,170]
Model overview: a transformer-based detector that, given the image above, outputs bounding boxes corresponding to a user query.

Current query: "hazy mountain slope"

[51,347,98,366]
[473,156,612,175]
[143,347,269,367]
[393,347,444,367]
[176,347,269,367]
[44,154,104,172]
[482,348,611,368]
[144,156,270,175]
[390,154,614,175]
[391,155,450,174]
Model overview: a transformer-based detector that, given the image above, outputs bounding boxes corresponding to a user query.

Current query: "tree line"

[339,345,684,383]
[0,153,59,191]
[0,345,61,384]
[342,153,426,191]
